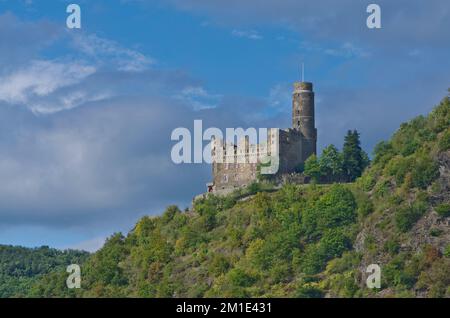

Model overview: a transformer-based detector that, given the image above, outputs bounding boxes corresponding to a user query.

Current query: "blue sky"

[0,0,449,251]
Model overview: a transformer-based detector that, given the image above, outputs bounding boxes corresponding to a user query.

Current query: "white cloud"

[71,33,155,72]
[231,29,263,40]
[0,30,158,114]
[300,41,370,59]
[30,91,113,115]
[324,42,370,58]
[0,60,97,112]
[175,86,223,110]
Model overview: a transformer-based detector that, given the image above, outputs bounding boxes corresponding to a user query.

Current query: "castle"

[208,81,317,194]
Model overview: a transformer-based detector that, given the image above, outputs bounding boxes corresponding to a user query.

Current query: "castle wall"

[211,129,278,191]
[212,162,258,191]
[278,129,304,174]
[209,81,317,193]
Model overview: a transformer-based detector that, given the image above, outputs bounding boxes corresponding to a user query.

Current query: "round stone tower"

[292,81,317,153]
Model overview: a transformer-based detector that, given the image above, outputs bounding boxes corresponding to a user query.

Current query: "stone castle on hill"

[207,81,317,194]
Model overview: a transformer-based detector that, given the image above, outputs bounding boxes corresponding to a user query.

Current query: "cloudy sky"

[0,0,449,251]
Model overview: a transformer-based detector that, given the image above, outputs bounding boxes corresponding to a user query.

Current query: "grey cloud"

[0,63,278,230]
[0,95,205,228]
[0,12,278,231]
[164,0,450,49]
[0,12,61,69]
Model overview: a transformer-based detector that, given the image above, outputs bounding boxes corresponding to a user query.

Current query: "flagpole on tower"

[301,62,305,82]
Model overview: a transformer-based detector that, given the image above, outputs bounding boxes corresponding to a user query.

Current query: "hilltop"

[3,94,450,298]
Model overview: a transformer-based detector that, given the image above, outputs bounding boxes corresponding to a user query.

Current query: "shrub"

[356,170,377,192]
[161,205,181,224]
[247,181,261,194]
[391,116,426,157]
[430,228,443,237]
[429,97,450,133]
[444,245,450,258]
[383,254,417,289]
[435,203,450,217]
[268,261,290,284]
[385,156,414,185]
[400,139,420,156]
[417,258,450,298]
[326,252,361,274]
[411,155,439,189]
[301,244,327,275]
[364,235,377,253]
[227,268,256,288]
[356,195,374,218]
[384,239,400,256]
[374,179,391,198]
[373,141,394,165]
[320,229,352,259]
[246,239,269,270]
[438,129,450,151]
[209,254,230,276]
[301,229,351,275]
[295,286,324,298]
[395,200,428,232]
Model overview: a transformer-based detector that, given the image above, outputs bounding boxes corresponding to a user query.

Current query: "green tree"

[302,184,356,237]
[304,154,322,182]
[319,144,344,181]
[342,130,368,181]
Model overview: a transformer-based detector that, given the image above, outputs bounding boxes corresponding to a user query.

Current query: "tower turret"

[292,81,317,154]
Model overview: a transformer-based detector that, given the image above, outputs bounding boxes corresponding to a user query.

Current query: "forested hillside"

[0,245,88,297]
[2,94,450,298]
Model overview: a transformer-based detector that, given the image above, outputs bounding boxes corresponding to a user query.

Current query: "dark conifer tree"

[342,130,368,181]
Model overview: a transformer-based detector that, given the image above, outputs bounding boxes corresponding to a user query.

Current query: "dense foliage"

[304,130,369,183]
[2,95,449,298]
[0,245,88,297]
[27,184,359,297]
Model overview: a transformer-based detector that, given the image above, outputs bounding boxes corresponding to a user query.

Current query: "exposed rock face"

[435,151,450,205]
[355,151,450,291]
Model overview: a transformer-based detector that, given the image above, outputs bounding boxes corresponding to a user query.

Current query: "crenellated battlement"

[211,128,279,164]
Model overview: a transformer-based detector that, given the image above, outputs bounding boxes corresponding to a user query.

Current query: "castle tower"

[292,81,317,154]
